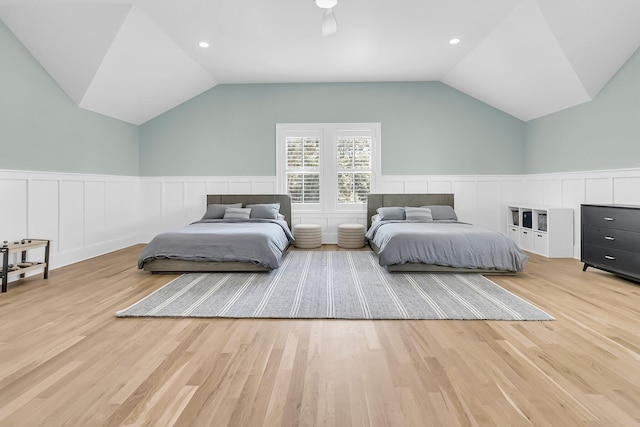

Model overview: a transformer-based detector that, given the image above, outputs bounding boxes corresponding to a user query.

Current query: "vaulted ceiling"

[1,0,639,125]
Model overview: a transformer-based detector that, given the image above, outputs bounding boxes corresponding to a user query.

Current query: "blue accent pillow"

[376,207,405,221]
[421,205,458,221]
[202,203,242,219]
[246,203,280,219]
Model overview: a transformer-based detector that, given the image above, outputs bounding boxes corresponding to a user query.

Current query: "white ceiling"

[1,0,639,125]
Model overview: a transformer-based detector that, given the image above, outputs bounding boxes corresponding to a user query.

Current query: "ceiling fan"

[315,0,337,36]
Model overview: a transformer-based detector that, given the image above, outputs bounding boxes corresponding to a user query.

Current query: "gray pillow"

[421,205,458,221]
[376,207,405,221]
[246,203,280,219]
[223,207,251,219]
[405,207,433,222]
[202,203,242,219]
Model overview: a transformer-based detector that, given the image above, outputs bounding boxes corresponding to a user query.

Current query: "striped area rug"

[117,251,553,320]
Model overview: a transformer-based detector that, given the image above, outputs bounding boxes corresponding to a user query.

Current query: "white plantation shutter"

[286,137,320,203]
[337,136,372,204]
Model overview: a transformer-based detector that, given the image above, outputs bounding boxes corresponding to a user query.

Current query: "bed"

[138,194,294,273]
[365,194,528,274]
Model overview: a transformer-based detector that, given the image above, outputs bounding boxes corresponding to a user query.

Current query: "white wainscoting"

[137,176,518,244]
[514,168,640,258]
[2,168,640,280]
[136,176,280,242]
[0,169,140,279]
[378,174,526,236]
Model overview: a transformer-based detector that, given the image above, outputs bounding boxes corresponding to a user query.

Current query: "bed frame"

[367,193,514,275]
[142,194,292,273]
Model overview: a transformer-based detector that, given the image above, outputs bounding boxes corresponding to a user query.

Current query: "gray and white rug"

[117,251,553,320]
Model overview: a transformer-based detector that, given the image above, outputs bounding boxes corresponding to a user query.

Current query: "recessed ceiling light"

[449,38,460,45]
[198,41,210,48]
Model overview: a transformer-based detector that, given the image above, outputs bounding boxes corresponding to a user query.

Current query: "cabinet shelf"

[1,239,50,293]
[6,262,47,278]
[506,205,573,258]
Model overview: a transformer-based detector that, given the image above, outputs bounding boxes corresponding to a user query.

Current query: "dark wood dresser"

[581,204,640,283]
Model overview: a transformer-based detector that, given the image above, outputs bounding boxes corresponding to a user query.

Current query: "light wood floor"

[1,245,639,426]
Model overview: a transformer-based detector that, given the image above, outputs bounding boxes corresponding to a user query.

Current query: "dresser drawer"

[582,244,640,277]
[582,226,640,253]
[581,206,640,232]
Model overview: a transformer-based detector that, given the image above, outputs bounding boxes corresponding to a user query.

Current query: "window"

[277,123,381,213]
[337,136,372,204]
[286,136,320,203]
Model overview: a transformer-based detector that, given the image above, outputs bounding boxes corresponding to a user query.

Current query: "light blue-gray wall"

[0,20,139,176]
[139,82,525,176]
[524,47,640,173]
[5,8,639,179]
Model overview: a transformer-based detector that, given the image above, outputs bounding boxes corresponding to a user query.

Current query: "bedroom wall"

[525,47,640,174]
[0,19,139,176]
[0,20,141,274]
[520,48,640,257]
[0,169,140,271]
[138,82,526,176]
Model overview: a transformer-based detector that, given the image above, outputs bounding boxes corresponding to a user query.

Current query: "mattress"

[365,220,528,272]
[138,218,295,270]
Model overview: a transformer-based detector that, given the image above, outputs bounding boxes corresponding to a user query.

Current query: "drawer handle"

[522,231,528,235]
[604,255,616,260]
[604,236,615,241]
[603,217,615,221]
[537,234,542,237]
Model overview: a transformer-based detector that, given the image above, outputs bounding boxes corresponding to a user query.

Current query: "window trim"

[276,123,381,213]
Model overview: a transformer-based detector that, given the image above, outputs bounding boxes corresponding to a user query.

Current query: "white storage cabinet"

[506,205,573,258]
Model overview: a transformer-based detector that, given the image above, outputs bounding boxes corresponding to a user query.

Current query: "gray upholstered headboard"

[206,194,292,229]
[367,194,455,228]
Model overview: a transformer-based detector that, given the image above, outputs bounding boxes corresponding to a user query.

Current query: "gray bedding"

[365,220,528,272]
[138,218,295,270]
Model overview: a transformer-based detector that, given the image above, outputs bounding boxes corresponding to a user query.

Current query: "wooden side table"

[337,223,365,249]
[293,224,322,249]
[1,239,50,293]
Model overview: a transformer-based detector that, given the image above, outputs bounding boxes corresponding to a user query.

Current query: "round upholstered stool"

[337,223,365,249]
[293,223,322,249]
